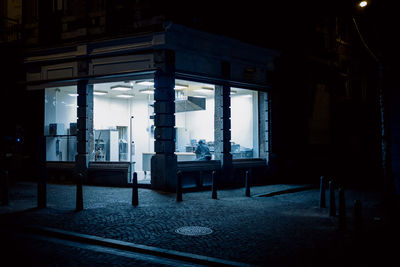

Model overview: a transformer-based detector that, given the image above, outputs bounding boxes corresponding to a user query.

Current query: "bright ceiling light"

[116,94,134,98]
[139,89,155,94]
[137,81,154,86]
[94,90,108,96]
[174,84,188,90]
[239,94,252,98]
[359,1,368,7]
[110,85,133,91]
[68,93,79,97]
[193,87,214,94]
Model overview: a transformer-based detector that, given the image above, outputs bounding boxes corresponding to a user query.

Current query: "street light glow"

[359,1,368,7]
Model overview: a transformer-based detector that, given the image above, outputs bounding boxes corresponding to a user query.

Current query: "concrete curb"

[253,185,315,198]
[23,226,256,267]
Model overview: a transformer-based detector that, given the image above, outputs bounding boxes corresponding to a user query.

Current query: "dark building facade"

[1,1,398,194]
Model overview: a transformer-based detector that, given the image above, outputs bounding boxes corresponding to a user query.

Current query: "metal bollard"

[329,180,336,216]
[354,200,362,235]
[338,187,346,230]
[132,172,138,206]
[319,176,326,208]
[176,171,182,202]
[211,171,218,199]
[1,170,9,206]
[245,170,251,197]
[76,173,83,211]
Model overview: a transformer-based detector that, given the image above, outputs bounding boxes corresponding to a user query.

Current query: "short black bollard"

[338,187,346,230]
[319,176,326,208]
[132,172,138,206]
[76,173,83,211]
[329,180,336,216]
[245,170,251,197]
[211,171,218,199]
[176,171,182,202]
[354,199,363,235]
[1,170,9,206]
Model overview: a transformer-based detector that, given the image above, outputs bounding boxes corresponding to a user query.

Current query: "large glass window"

[231,88,259,159]
[175,79,215,161]
[92,80,155,179]
[44,85,77,161]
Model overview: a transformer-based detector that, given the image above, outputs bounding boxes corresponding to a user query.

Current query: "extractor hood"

[175,96,206,112]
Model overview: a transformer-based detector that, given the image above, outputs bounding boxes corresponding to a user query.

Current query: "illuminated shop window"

[174,79,215,161]
[231,88,259,159]
[44,86,78,161]
[92,80,155,180]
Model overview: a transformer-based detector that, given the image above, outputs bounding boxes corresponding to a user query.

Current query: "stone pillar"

[215,84,232,185]
[75,80,93,181]
[151,53,177,191]
[259,91,269,161]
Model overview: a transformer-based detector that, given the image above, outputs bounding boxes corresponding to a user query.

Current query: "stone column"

[151,62,177,191]
[215,84,232,185]
[75,80,93,181]
[259,91,269,161]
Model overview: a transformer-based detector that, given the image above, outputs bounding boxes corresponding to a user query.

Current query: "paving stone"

[0,182,396,266]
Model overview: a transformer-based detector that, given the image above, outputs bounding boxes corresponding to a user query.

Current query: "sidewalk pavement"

[0,182,398,266]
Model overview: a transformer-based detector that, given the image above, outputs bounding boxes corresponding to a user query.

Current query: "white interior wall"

[93,96,130,130]
[231,94,254,149]
[175,97,214,147]
[93,94,153,172]
[130,97,153,172]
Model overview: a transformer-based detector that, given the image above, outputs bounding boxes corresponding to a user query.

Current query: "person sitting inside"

[195,140,212,161]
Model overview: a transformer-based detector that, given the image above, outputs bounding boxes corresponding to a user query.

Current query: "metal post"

[130,116,134,183]
[338,187,346,230]
[176,171,182,202]
[320,176,326,208]
[132,172,138,206]
[245,170,251,197]
[329,180,336,216]
[1,171,9,206]
[76,173,83,211]
[212,171,218,199]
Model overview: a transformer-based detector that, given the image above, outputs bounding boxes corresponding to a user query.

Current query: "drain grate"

[175,226,213,236]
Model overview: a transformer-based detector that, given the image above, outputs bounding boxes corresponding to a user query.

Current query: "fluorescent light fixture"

[94,90,108,96]
[110,85,133,91]
[139,89,155,94]
[230,89,237,94]
[174,84,188,90]
[239,94,252,98]
[137,81,154,86]
[68,93,79,97]
[116,94,134,98]
[193,87,214,94]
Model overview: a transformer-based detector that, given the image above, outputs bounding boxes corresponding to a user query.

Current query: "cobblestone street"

[0,182,398,266]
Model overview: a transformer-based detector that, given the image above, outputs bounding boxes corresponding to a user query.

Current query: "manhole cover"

[175,226,213,236]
